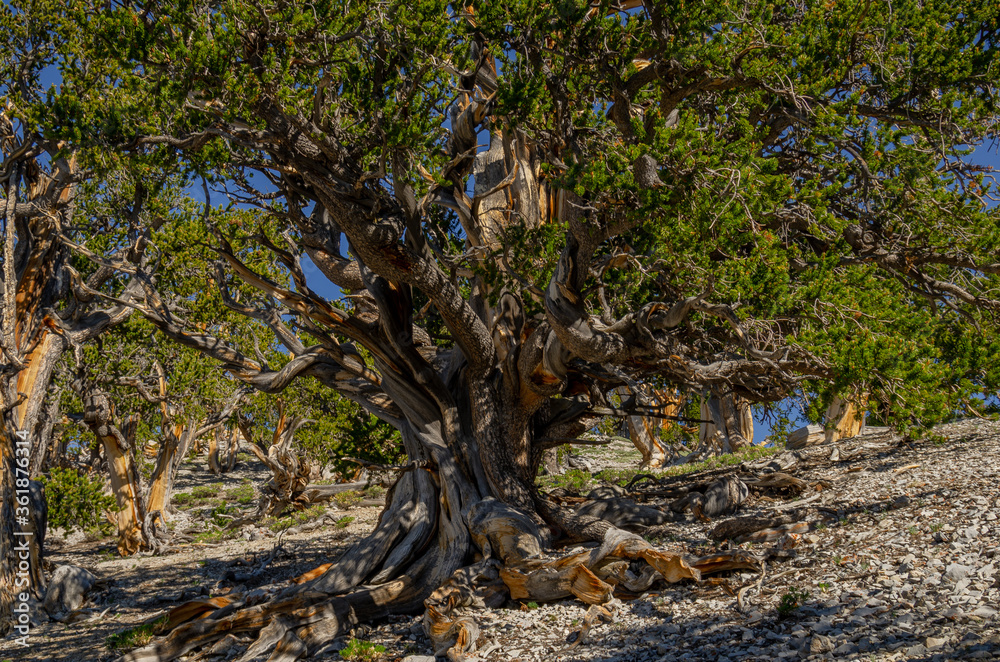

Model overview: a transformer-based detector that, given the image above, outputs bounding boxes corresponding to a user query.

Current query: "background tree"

[22,0,1000,657]
[0,4,176,623]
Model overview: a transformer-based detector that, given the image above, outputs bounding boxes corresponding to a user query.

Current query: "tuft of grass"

[106,616,169,651]
[335,516,355,529]
[191,484,220,499]
[264,504,327,532]
[174,485,231,510]
[338,638,386,661]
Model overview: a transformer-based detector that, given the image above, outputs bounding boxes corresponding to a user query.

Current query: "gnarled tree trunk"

[81,391,147,555]
[108,15,838,659]
[238,403,317,516]
[699,391,754,455]
[76,365,248,553]
[623,387,683,468]
[824,395,866,443]
[1,151,77,625]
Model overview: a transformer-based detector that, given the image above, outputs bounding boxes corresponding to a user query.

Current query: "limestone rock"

[43,565,97,615]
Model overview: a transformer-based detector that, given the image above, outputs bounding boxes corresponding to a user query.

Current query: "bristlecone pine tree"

[0,6,185,624]
[8,0,1000,658]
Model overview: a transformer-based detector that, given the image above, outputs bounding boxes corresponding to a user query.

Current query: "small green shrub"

[339,638,385,661]
[293,504,326,523]
[173,492,194,506]
[226,483,256,505]
[335,516,355,529]
[208,504,240,528]
[191,484,219,499]
[106,616,169,651]
[334,490,364,509]
[194,529,227,544]
[777,588,810,617]
[41,467,117,535]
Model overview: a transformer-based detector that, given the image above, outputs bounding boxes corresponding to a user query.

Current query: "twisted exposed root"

[119,490,766,662]
[422,522,770,660]
[567,600,618,649]
[422,527,700,659]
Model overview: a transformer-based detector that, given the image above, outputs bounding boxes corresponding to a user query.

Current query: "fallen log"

[786,424,824,449]
[708,514,802,542]
[574,498,671,531]
[668,475,749,521]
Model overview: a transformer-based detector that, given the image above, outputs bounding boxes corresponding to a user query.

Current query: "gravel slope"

[362,420,1000,662]
[3,419,999,662]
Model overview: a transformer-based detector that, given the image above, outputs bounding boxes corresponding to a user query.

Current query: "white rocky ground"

[360,420,1000,662]
[2,419,999,662]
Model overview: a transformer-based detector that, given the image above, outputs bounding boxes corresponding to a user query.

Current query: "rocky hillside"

[364,419,1000,662]
[3,419,999,662]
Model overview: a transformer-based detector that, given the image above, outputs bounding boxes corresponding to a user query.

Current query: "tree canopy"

[2,0,999,657]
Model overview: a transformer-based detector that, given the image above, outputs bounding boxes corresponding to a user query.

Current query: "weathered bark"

[237,406,317,516]
[699,391,754,454]
[145,421,186,523]
[1,152,75,624]
[824,395,866,443]
[207,429,222,475]
[786,424,824,449]
[205,427,240,475]
[223,428,240,472]
[786,394,867,449]
[624,387,683,468]
[82,390,146,555]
